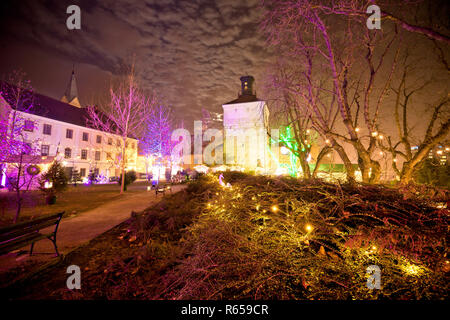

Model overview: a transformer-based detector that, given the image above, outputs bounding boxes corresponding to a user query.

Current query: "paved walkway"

[0,184,186,273]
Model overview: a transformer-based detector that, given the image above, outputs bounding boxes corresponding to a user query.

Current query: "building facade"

[222,76,270,171]
[0,71,138,186]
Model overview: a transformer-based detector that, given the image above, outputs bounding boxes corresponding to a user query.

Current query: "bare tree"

[87,66,157,194]
[262,0,401,183]
[380,53,450,183]
[0,71,41,222]
[140,103,173,179]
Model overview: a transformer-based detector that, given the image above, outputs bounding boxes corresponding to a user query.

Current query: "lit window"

[41,145,50,156]
[24,120,34,132]
[43,124,52,135]
[64,148,72,159]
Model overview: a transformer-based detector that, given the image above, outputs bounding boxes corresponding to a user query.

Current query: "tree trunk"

[120,143,126,194]
[333,142,355,182]
[399,161,415,184]
[14,190,22,224]
[299,154,311,179]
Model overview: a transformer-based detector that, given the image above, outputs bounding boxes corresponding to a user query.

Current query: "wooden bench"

[0,211,64,257]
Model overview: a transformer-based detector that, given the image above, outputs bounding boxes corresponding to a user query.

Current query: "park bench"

[0,211,64,257]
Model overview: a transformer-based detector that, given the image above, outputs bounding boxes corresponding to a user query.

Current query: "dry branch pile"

[35,173,448,300]
[124,173,448,300]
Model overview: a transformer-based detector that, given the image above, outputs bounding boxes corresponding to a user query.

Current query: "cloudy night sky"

[0,0,273,128]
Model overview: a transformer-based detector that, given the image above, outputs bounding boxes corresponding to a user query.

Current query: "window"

[22,142,32,155]
[43,124,52,135]
[80,168,86,177]
[82,132,89,142]
[95,151,101,161]
[94,168,99,176]
[64,148,72,159]
[81,149,88,160]
[117,139,121,147]
[106,152,112,160]
[66,129,73,139]
[24,120,34,132]
[41,144,50,156]
[96,135,102,144]
[108,138,112,145]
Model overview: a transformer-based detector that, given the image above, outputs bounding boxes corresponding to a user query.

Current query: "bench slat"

[0,219,61,242]
[0,211,64,256]
[0,233,46,255]
[0,212,64,234]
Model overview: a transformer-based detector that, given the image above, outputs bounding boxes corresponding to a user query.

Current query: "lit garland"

[267,126,313,177]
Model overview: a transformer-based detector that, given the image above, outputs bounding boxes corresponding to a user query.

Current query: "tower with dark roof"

[61,66,81,108]
[222,76,270,170]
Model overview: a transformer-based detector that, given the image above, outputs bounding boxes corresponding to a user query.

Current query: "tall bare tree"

[262,0,401,183]
[380,52,450,183]
[87,66,157,194]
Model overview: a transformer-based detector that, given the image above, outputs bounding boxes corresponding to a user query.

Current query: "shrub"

[118,170,137,191]
[39,160,68,204]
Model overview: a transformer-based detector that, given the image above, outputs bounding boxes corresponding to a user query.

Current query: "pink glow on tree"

[87,65,157,194]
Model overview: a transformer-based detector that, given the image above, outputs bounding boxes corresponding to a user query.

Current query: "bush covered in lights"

[29,173,448,300]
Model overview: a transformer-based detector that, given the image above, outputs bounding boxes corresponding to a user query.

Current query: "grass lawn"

[0,181,151,227]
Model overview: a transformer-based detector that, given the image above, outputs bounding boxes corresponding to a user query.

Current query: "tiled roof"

[223,94,262,105]
[0,81,92,128]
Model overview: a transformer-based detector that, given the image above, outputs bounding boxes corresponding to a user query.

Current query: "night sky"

[0,0,272,128]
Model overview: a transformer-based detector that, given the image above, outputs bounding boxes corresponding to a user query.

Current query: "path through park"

[0,184,186,273]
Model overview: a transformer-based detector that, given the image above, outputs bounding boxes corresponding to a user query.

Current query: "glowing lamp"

[305,224,313,232]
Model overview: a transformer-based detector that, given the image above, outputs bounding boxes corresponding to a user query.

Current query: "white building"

[222,76,270,170]
[0,70,138,184]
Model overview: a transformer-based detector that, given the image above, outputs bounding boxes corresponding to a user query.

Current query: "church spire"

[61,65,81,108]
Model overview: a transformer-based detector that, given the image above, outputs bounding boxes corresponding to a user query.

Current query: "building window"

[24,120,34,132]
[94,168,99,176]
[64,148,72,159]
[41,144,50,156]
[117,139,121,147]
[81,149,88,160]
[22,142,32,155]
[96,135,102,144]
[66,129,73,139]
[82,132,89,142]
[43,124,52,135]
[80,168,86,177]
[108,138,112,145]
[106,152,112,160]
[95,151,101,161]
